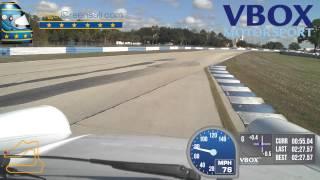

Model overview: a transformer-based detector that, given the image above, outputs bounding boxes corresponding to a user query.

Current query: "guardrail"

[0,46,281,56]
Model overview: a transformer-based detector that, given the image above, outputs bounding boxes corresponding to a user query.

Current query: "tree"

[136,27,154,44]
[262,41,284,49]
[199,29,208,45]
[236,40,247,47]
[288,42,301,50]
[298,19,320,53]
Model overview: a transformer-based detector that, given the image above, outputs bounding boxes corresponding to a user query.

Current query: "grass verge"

[222,52,320,134]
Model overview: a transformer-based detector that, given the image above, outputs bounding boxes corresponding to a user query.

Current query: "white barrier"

[220,47,230,50]
[10,47,66,55]
[146,47,160,51]
[169,46,179,50]
[103,47,129,52]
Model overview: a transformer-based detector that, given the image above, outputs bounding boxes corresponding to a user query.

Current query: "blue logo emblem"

[0,2,32,43]
[223,5,313,27]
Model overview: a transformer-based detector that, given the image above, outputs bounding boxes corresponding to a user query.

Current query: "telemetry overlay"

[239,134,315,165]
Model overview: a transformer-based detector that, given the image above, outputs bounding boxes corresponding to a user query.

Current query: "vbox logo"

[223,5,313,27]
[239,157,260,164]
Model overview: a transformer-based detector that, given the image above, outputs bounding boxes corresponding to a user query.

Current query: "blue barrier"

[128,47,146,52]
[159,46,170,51]
[66,47,103,53]
[0,48,10,56]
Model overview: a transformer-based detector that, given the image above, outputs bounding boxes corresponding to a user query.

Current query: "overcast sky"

[11,0,320,47]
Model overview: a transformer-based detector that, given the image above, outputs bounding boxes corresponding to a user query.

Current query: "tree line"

[28,15,233,47]
[28,14,320,50]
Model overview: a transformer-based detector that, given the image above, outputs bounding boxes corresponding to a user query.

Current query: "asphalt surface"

[0,50,242,138]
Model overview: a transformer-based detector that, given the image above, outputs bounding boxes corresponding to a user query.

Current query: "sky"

[9,0,320,47]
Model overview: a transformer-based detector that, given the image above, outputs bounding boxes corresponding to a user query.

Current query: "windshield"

[0,0,320,180]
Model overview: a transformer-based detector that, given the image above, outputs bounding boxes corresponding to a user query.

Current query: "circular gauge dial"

[187,127,238,178]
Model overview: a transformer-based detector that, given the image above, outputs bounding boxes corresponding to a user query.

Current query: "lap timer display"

[187,127,239,178]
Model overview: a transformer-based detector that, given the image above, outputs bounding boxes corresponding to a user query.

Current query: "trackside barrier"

[220,47,230,50]
[103,47,128,52]
[10,47,66,55]
[66,47,103,53]
[169,46,179,50]
[128,47,146,51]
[280,51,320,59]
[0,46,282,56]
[159,46,170,51]
[0,48,10,56]
[146,47,160,51]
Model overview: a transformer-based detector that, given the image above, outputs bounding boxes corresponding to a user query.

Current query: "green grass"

[0,50,192,63]
[222,52,320,134]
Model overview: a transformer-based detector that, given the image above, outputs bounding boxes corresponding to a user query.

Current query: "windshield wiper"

[8,155,201,180]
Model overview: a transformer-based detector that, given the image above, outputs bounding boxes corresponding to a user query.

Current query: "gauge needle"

[194,146,217,156]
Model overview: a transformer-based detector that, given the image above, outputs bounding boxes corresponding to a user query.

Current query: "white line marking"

[210,70,229,74]
[228,96,264,104]
[221,86,251,92]
[216,79,241,83]
[213,74,234,78]
[210,68,226,71]
[211,66,226,68]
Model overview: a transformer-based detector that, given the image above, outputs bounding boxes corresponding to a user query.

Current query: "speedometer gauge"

[187,127,239,178]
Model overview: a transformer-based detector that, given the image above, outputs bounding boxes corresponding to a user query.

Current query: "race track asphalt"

[0,50,243,138]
